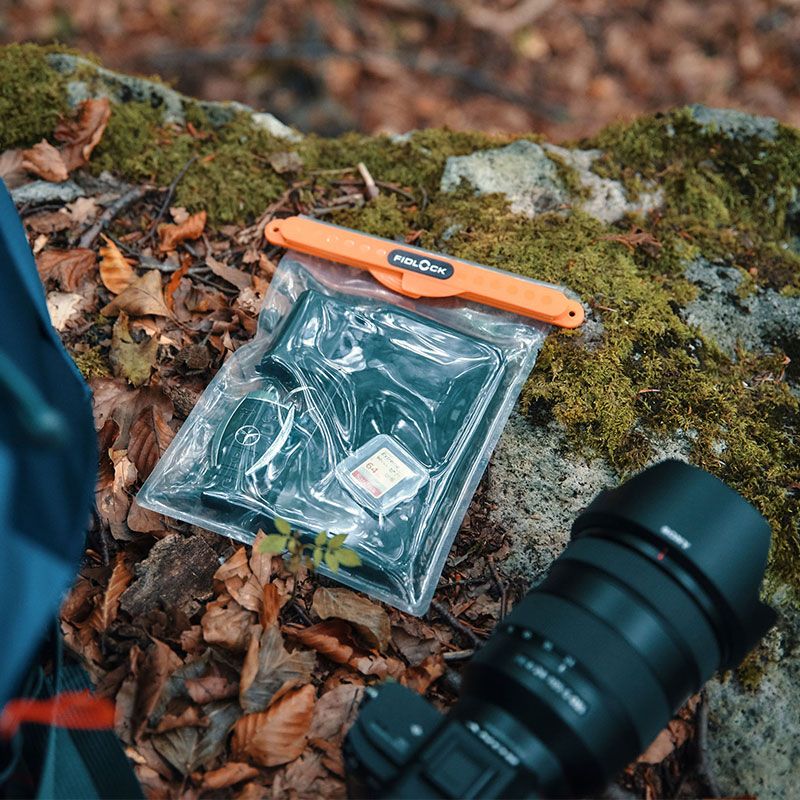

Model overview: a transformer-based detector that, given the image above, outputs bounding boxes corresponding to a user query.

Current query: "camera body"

[344,460,775,799]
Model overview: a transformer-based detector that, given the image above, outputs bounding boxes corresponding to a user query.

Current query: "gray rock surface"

[683,258,800,364]
[485,414,616,582]
[440,139,661,223]
[11,179,85,205]
[705,589,800,800]
[544,143,662,224]
[46,52,300,140]
[440,140,568,216]
[688,103,779,142]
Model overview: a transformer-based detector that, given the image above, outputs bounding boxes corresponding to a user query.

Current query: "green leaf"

[259,534,288,554]
[313,547,323,567]
[328,533,348,551]
[274,517,292,535]
[335,547,362,568]
[324,550,340,572]
[315,530,328,546]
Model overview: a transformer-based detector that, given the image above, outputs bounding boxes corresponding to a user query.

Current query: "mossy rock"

[3,44,799,798]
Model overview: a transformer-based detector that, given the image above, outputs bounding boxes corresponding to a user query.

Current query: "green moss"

[92,107,287,223]
[72,346,110,379]
[0,44,69,148]
[591,108,800,292]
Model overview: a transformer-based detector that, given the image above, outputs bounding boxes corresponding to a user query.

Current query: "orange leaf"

[88,553,133,633]
[99,234,137,294]
[101,270,171,318]
[158,210,207,252]
[36,248,96,291]
[127,402,175,480]
[312,587,390,652]
[21,140,68,182]
[285,620,403,679]
[400,654,446,694]
[164,262,189,312]
[261,584,281,628]
[202,762,260,791]
[55,98,112,171]
[232,684,316,767]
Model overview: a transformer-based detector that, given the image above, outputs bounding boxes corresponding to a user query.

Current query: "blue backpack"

[0,179,141,798]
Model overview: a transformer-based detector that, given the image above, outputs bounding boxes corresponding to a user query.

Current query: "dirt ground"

[3,0,800,139]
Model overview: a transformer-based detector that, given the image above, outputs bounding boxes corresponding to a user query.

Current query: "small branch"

[442,648,475,662]
[696,690,721,798]
[145,155,199,243]
[77,185,150,248]
[429,599,482,647]
[357,161,379,200]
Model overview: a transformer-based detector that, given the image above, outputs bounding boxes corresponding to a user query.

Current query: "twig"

[442,648,475,662]
[357,162,379,200]
[77,185,150,248]
[695,690,721,798]
[429,599,481,647]
[487,554,508,619]
[289,599,313,626]
[145,155,198,243]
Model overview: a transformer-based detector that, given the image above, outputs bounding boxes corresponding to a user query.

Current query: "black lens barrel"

[345,460,775,799]
[458,460,775,797]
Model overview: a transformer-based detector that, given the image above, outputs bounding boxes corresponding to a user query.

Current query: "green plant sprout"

[258,517,362,573]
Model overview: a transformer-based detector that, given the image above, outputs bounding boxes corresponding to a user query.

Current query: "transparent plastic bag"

[138,251,549,614]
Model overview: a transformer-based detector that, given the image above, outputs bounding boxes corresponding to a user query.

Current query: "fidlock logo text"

[387,249,454,280]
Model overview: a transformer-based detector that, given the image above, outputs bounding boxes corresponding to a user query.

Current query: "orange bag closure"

[265,216,584,328]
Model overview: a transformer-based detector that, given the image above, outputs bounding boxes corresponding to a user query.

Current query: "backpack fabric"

[0,179,142,798]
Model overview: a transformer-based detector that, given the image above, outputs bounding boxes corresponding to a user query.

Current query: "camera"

[344,460,775,798]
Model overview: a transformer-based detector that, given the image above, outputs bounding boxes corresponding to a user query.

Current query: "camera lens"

[456,460,775,798]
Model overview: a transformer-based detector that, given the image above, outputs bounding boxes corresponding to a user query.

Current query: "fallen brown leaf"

[55,98,112,170]
[400,654,446,695]
[232,684,316,768]
[308,683,364,743]
[202,762,260,791]
[158,210,207,252]
[312,587,391,652]
[36,248,96,291]
[214,547,263,613]
[206,255,251,290]
[637,717,692,764]
[99,234,137,294]
[286,620,403,679]
[201,595,254,652]
[127,402,175,480]
[185,673,240,704]
[126,500,168,536]
[88,553,133,633]
[261,583,281,628]
[101,270,172,318]
[155,705,208,733]
[22,139,68,182]
[240,625,316,714]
